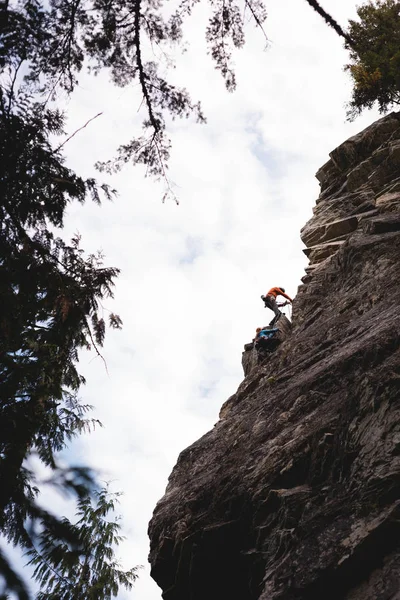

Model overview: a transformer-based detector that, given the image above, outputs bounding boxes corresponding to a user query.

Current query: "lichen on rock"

[148,112,400,600]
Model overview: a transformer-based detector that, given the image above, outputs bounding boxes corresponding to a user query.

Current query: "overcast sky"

[29,0,382,597]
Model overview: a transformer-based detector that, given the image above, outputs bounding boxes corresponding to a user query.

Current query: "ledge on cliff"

[148,111,400,600]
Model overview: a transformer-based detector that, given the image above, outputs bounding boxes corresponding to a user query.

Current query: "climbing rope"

[277,301,292,320]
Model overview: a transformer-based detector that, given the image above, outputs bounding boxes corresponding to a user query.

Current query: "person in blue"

[254,327,279,343]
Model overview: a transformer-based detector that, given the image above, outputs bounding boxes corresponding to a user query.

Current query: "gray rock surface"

[148,112,400,600]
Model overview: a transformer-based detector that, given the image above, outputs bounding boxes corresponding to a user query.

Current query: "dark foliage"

[0,103,120,516]
[0,27,124,600]
[26,487,138,599]
[345,0,400,118]
[1,0,351,183]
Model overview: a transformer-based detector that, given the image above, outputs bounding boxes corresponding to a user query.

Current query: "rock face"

[148,112,400,600]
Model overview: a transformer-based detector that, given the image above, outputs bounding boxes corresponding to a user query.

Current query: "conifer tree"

[345,0,400,118]
[26,487,138,600]
[0,55,124,600]
[0,102,125,596]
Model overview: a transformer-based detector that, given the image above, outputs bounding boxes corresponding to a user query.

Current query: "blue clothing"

[258,328,278,340]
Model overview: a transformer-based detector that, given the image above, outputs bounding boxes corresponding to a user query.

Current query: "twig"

[43,73,64,108]
[55,112,103,153]
[87,326,109,377]
[155,138,178,205]
[244,0,268,45]
[6,58,24,118]
[137,95,145,113]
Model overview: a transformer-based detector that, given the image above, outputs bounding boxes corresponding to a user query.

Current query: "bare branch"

[86,325,109,376]
[55,112,103,153]
[303,0,355,48]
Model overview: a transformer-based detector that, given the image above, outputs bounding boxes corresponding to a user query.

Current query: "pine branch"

[134,0,160,133]
[244,0,268,44]
[27,543,74,590]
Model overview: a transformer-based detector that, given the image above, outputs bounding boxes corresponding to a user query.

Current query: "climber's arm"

[280,292,292,302]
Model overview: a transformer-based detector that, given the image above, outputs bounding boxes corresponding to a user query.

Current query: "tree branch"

[6,58,24,118]
[55,112,103,153]
[304,0,356,49]
[62,0,82,90]
[134,0,160,133]
[244,0,268,45]
[86,325,109,375]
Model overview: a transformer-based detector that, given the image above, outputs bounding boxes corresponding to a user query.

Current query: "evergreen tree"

[0,101,120,514]
[26,487,138,599]
[0,101,125,596]
[0,53,124,600]
[345,0,400,118]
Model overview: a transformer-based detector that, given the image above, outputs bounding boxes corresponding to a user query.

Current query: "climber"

[254,327,279,353]
[254,327,279,342]
[261,287,292,325]
[254,327,262,340]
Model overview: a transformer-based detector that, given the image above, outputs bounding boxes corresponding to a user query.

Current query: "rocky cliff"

[148,112,400,600]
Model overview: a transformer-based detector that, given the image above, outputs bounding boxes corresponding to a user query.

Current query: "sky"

[12,0,384,598]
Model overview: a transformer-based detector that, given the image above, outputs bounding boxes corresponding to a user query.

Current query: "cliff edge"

[148,112,400,600]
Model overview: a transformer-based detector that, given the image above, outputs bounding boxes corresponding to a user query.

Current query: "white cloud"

[23,1,383,598]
